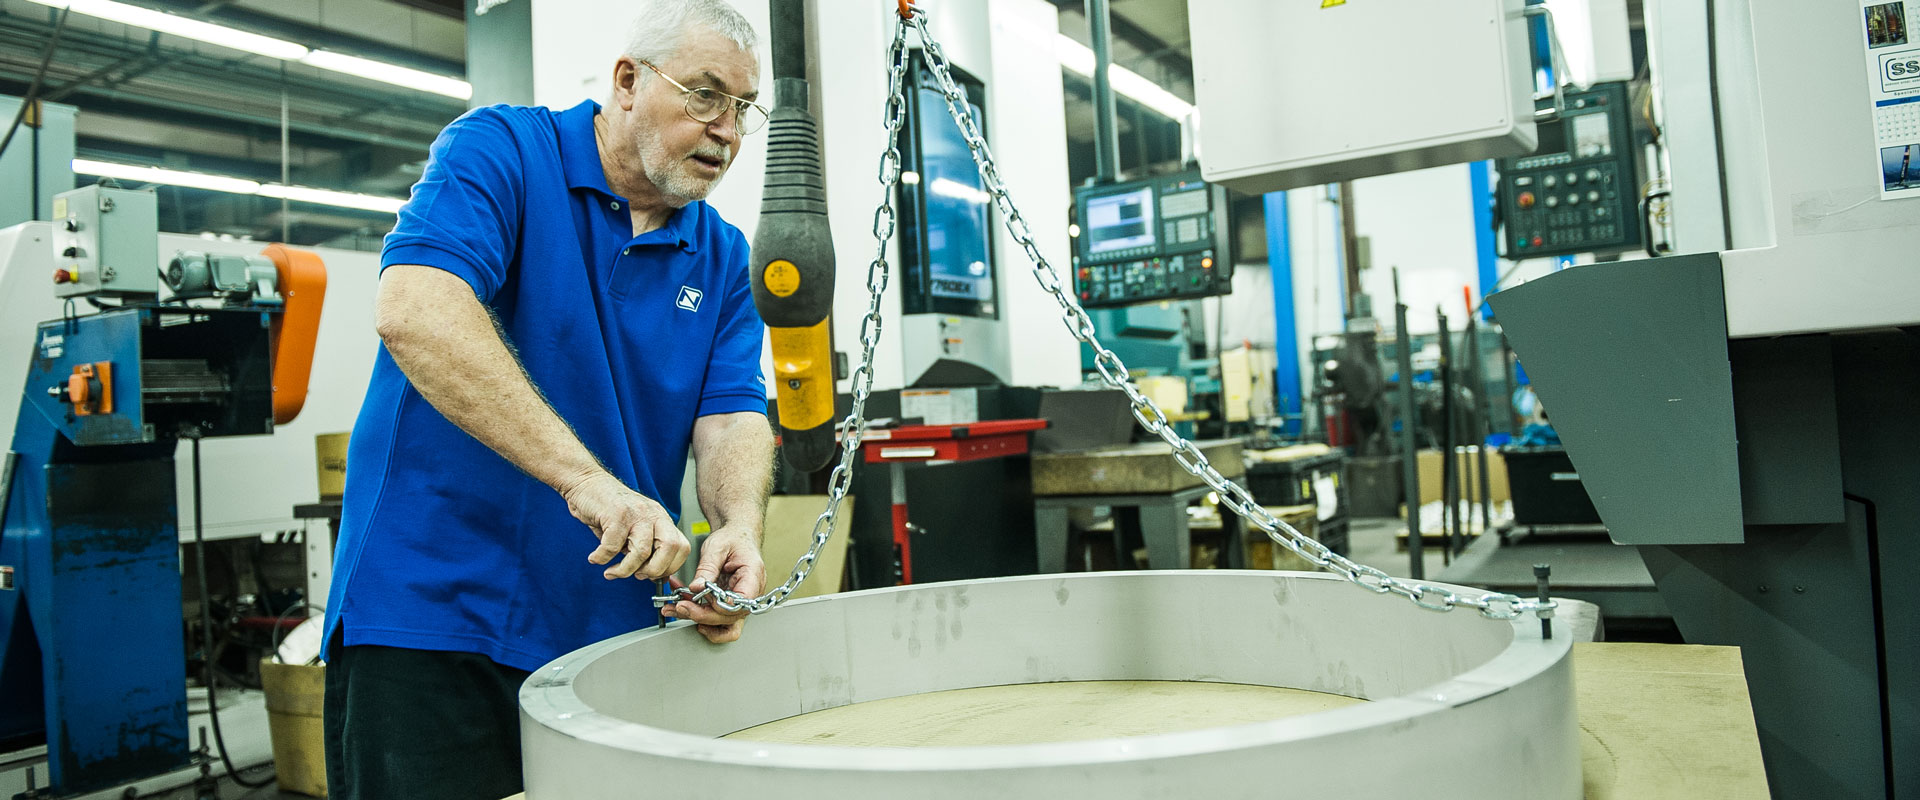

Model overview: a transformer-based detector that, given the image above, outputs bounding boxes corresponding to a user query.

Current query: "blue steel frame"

[0,311,190,794]
[1264,191,1301,436]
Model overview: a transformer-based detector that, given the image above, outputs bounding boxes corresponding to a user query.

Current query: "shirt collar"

[557,99,611,194]
[558,99,702,254]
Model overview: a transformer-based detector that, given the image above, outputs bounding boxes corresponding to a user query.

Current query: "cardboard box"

[1416,448,1508,506]
[757,495,852,600]
[1245,505,1321,570]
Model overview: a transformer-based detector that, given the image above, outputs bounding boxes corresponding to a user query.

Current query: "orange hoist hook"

[897,0,916,19]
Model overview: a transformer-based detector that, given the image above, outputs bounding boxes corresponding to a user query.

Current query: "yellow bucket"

[259,658,328,797]
[315,432,349,499]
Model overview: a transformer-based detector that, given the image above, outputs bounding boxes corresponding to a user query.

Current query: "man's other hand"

[664,528,765,643]
[561,471,689,581]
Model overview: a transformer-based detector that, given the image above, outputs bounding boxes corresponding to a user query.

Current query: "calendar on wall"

[1864,0,1920,199]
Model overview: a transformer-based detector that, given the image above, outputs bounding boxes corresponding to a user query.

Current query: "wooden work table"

[505,642,1767,799]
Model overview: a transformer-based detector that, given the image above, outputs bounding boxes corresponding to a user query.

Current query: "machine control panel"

[51,185,160,299]
[1497,82,1642,259]
[1072,170,1234,309]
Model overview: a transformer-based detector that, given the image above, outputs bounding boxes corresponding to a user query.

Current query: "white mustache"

[690,147,729,164]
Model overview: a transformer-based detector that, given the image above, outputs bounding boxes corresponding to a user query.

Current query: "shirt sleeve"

[380,106,525,302]
[697,233,770,417]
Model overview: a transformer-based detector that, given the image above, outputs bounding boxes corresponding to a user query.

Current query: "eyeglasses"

[641,61,769,135]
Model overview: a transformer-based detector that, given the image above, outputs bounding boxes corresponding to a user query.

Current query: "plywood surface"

[725,680,1364,747]
[1573,642,1770,799]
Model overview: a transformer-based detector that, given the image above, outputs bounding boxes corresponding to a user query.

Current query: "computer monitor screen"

[1084,187,1156,256]
[919,88,993,303]
[898,54,996,318]
[1569,111,1612,158]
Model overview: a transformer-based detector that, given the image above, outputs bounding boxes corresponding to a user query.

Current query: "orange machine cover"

[260,244,327,425]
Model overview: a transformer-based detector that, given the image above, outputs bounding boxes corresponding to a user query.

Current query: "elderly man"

[322,2,773,797]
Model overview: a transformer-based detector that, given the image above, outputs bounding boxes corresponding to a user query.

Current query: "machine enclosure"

[52,186,160,299]
[1188,0,1538,194]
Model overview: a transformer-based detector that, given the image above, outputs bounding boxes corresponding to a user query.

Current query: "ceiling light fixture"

[72,158,407,215]
[72,158,263,194]
[256,183,407,214]
[1053,33,1195,121]
[26,0,308,60]
[300,50,473,101]
[26,0,471,99]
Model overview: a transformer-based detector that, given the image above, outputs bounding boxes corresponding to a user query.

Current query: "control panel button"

[1543,174,1558,188]
[1567,194,1581,206]
[1531,235,1544,247]
[1586,168,1602,182]
[1566,171,1580,185]
[1588,191,1601,203]
[53,269,75,284]
[1545,195,1559,208]
[1517,191,1536,209]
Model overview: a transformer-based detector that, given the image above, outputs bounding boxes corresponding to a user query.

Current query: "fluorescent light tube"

[301,50,473,100]
[257,184,407,214]
[72,158,407,215]
[27,0,309,60]
[1054,33,1195,121]
[72,158,262,194]
[27,1,472,100]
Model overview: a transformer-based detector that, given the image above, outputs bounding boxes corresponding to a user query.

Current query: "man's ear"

[612,57,641,111]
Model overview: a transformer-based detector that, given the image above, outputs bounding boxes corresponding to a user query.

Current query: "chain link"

[906,12,1551,622]
[670,8,1552,624]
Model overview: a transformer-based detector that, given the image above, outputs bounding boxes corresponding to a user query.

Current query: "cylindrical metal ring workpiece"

[521,571,1580,799]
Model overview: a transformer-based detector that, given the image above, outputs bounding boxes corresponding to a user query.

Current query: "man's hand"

[560,471,689,581]
[664,528,765,643]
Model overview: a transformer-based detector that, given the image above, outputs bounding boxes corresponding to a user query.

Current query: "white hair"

[623,0,758,76]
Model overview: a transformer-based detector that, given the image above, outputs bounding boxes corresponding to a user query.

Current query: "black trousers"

[324,629,531,800]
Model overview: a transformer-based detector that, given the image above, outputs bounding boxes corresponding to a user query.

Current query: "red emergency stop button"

[53,268,75,284]
[1517,192,1536,209]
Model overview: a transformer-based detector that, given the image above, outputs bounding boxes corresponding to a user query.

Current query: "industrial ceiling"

[0,0,1193,249]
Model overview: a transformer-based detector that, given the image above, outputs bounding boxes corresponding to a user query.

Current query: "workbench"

[1030,439,1246,572]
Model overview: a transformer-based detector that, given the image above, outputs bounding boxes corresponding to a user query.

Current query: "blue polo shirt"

[324,100,768,671]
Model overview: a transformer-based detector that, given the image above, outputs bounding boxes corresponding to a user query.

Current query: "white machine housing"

[1188,0,1539,194]
[1644,0,1920,337]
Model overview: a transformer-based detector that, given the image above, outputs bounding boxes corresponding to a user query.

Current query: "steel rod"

[1394,270,1422,579]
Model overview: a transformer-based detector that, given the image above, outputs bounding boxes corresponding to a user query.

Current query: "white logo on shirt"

[676,286,704,312]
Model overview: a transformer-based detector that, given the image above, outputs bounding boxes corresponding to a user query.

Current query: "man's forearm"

[691,412,776,538]
[376,265,604,494]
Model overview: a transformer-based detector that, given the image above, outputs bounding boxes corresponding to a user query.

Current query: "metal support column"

[1393,270,1422,579]
[1087,0,1120,184]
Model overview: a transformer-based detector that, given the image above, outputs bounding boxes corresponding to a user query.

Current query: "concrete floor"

[1343,515,1451,580]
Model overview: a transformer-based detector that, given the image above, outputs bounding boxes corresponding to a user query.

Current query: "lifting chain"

[663,6,1555,625]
